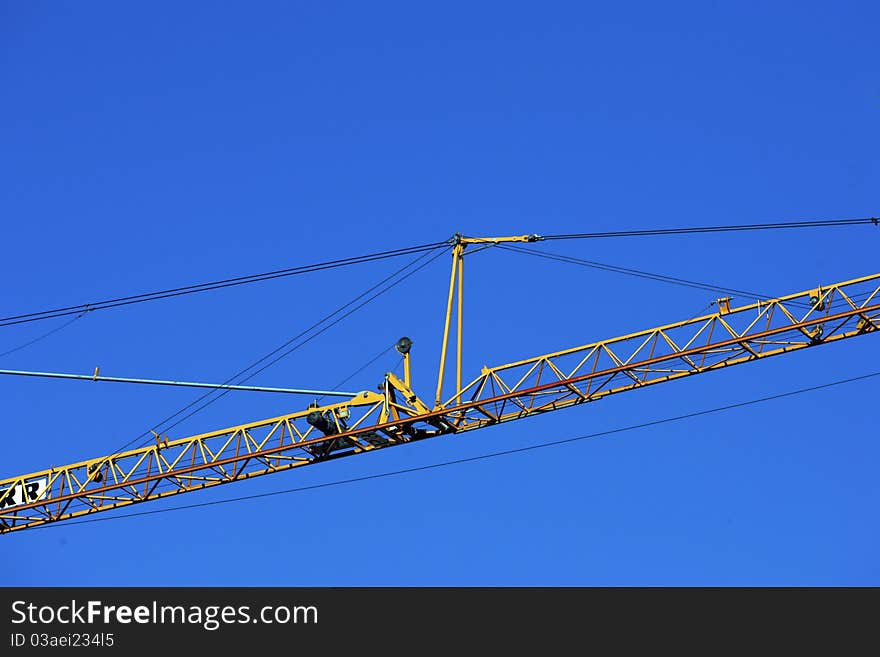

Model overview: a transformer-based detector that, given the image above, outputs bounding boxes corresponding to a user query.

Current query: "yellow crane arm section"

[1,264,878,534]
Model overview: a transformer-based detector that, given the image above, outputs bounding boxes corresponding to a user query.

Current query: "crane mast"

[1,235,878,534]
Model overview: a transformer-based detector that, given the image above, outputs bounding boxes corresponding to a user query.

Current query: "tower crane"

[1,233,878,534]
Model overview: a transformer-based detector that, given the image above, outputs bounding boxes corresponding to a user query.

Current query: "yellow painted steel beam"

[458,234,541,245]
[435,242,461,407]
[435,234,541,407]
[456,246,464,400]
[1,269,878,534]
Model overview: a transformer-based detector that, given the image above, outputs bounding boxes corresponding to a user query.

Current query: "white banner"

[0,477,49,509]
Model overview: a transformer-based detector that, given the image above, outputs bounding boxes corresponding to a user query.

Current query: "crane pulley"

[1,235,878,534]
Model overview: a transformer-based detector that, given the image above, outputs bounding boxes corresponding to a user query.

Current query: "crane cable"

[317,342,400,403]
[0,311,88,358]
[112,246,449,454]
[5,217,876,447]
[501,244,783,301]
[499,244,875,310]
[0,240,449,328]
[2,217,874,329]
[540,217,877,241]
[21,368,880,532]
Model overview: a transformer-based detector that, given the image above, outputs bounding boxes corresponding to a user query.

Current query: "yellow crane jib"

[1,236,878,534]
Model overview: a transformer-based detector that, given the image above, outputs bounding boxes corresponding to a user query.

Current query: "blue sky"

[1,1,878,585]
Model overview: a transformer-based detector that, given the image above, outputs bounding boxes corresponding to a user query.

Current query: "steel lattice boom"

[1,236,878,534]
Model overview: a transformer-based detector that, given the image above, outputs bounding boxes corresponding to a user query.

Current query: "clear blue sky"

[1,1,878,585]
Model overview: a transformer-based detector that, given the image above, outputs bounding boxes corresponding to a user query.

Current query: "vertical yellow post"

[456,247,464,401]
[435,242,461,407]
[394,336,413,389]
[403,351,412,389]
[434,234,538,408]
